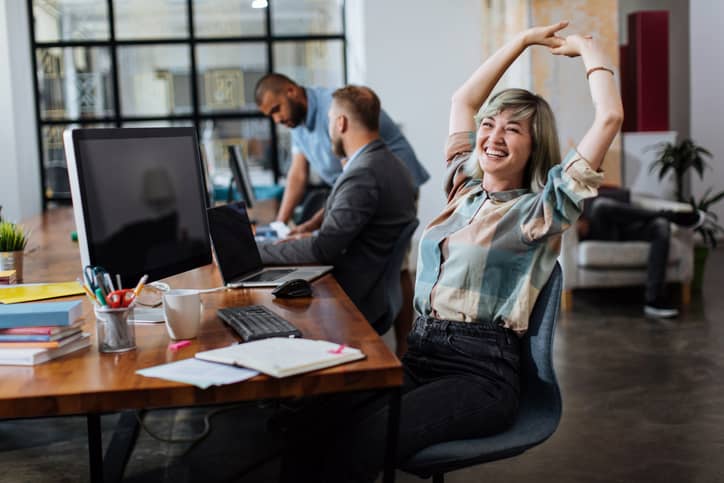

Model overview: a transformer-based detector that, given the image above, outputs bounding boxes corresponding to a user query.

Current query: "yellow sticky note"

[0,282,85,304]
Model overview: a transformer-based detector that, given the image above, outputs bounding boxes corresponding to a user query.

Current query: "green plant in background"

[690,188,724,248]
[0,221,29,252]
[649,138,713,203]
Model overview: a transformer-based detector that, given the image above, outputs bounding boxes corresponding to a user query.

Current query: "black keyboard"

[217,305,302,342]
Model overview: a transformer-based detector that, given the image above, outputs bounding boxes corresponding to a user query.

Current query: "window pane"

[272,0,343,35]
[42,123,111,200]
[199,119,274,186]
[117,45,192,117]
[36,47,114,120]
[33,0,109,42]
[114,0,188,39]
[273,40,344,87]
[275,123,293,176]
[121,120,194,128]
[193,0,265,37]
[196,43,267,114]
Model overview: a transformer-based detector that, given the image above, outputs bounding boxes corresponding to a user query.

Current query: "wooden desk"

[0,208,403,482]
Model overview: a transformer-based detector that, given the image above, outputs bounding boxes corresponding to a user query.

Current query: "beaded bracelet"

[586,66,614,79]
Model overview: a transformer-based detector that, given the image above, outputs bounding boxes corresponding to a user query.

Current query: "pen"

[95,288,108,306]
[104,272,115,292]
[77,278,98,305]
[116,274,122,290]
[133,274,149,298]
[94,273,107,297]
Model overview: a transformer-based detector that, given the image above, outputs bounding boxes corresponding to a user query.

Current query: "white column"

[690,0,724,226]
[0,0,41,222]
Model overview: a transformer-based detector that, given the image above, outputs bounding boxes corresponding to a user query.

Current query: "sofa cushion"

[578,241,680,268]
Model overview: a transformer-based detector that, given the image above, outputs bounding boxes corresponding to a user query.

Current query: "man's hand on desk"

[287,207,325,236]
[274,232,314,244]
[288,221,316,236]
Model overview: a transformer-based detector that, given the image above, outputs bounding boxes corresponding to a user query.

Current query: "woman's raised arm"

[552,35,624,170]
[449,21,568,135]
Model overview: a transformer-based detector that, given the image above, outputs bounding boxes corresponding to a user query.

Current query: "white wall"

[690,0,724,225]
[0,0,41,223]
[346,0,483,246]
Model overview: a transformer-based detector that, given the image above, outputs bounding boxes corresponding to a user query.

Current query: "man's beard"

[286,98,306,127]
[331,133,346,158]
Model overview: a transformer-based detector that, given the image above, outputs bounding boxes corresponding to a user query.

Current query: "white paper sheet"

[129,307,165,324]
[136,358,259,389]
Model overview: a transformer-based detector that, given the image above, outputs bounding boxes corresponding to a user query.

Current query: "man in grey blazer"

[258,86,417,331]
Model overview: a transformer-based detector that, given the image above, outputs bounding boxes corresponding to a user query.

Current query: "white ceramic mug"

[162,289,202,340]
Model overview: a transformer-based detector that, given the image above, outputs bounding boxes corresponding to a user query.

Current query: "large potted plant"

[649,139,723,291]
[690,188,724,291]
[650,138,712,202]
[0,219,30,283]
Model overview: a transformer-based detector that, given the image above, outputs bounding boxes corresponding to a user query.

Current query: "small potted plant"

[0,220,30,283]
[690,187,724,292]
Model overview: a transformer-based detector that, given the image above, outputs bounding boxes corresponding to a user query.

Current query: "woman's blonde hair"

[466,88,561,191]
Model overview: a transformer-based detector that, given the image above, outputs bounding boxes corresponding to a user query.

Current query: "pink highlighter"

[168,340,191,351]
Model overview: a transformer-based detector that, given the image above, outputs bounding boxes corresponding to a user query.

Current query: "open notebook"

[195,338,365,378]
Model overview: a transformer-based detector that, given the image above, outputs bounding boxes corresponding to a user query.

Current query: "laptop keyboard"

[243,269,295,283]
[218,305,302,342]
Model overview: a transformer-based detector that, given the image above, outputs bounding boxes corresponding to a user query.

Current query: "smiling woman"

[276,21,624,483]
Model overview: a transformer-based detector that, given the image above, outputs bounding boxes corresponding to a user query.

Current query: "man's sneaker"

[644,302,679,318]
[664,209,707,229]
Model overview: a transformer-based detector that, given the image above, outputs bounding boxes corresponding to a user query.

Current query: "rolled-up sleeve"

[521,149,604,243]
[444,131,476,200]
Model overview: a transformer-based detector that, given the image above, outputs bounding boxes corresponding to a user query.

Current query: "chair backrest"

[520,262,563,420]
[373,219,419,334]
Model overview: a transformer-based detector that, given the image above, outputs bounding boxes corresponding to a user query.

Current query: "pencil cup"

[94,305,136,353]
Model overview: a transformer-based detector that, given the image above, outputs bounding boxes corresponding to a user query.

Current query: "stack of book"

[0,300,90,365]
[0,270,16,285]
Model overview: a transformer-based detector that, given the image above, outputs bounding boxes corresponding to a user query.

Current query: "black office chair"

[400,263,564,482]
[373,219,419,335]
[293,186,330,225]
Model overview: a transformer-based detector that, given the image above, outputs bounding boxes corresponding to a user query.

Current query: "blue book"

[0,301,83,329]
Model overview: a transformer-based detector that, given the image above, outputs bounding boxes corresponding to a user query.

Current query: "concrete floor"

[1,248,723,483]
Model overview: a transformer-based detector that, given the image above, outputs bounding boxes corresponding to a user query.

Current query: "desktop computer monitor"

[227,144,256,208]
[64,127,212,286]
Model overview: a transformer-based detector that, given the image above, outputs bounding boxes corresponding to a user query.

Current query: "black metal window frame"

[27,0,348,209]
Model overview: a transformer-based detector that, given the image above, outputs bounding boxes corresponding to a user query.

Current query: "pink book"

[0,320,83,335]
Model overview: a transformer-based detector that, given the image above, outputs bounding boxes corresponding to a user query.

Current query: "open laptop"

[207,201,332,288]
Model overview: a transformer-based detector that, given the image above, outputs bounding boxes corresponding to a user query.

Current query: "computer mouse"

[272,279,313,298]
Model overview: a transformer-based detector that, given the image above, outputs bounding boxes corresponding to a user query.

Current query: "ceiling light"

[251,0,268,8]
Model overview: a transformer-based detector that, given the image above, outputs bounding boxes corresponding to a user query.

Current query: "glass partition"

[29,0,346,206]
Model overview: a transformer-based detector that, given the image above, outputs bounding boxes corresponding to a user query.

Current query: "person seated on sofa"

[577,185,706,318]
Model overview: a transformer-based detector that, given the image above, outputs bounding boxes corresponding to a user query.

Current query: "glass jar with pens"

[79,267,147,353]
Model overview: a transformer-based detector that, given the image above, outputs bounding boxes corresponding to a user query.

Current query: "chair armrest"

[631,195,693,213]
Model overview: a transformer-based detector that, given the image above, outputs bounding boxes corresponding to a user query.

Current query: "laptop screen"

[207,202,264,284]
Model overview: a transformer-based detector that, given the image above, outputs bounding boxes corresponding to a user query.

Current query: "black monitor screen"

[67,127,212,285]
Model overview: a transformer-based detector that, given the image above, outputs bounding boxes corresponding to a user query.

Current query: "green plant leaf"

[0,221,28,252]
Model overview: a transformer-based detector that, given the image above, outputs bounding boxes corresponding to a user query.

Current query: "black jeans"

[279,316,521,483]
[588,197,671,303]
